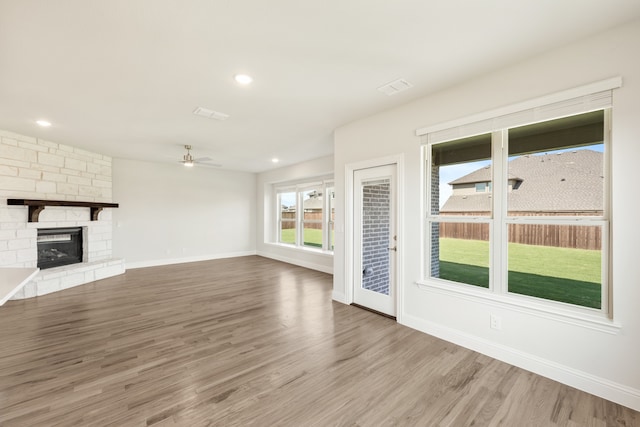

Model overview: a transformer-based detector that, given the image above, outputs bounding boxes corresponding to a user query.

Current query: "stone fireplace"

[0,128,125,299]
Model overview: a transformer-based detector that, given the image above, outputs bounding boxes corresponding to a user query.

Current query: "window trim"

[416,77,621,138]
[419,87,617,327]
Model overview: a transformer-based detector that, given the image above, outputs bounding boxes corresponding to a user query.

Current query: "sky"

[438,160,490,207]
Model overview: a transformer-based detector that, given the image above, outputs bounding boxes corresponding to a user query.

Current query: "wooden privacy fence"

[439,211,602,250]
[281,211,323,230]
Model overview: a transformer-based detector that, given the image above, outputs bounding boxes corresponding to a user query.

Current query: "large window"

[276,181,334,252]
[425,109,610,314]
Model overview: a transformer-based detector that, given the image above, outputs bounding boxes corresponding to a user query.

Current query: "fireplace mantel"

[7,199,119,222]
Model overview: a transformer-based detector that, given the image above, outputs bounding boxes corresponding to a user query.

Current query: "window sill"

[265,242,334,257]
[414,279,621,334]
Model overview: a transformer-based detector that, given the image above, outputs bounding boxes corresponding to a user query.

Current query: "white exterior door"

[353,164,397,316]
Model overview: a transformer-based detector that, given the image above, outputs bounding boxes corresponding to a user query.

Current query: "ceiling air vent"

[377,78,413,96]
[192,107,230,121]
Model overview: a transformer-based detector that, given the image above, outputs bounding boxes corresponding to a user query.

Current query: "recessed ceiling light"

[271,158,279,163]
[36,120,51,127]
[234,74,253,85]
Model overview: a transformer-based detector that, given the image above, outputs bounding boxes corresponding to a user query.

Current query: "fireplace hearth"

[37,227,83,269]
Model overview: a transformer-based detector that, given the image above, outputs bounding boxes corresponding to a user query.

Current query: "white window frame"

[274,180,334,253]
[325,185,335,251]
[416,78,621,331]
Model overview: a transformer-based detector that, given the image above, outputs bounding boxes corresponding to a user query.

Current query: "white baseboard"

[126,251,257,270]
[256,251,333,274]
[401,313,640,412]
[331,290,347,304]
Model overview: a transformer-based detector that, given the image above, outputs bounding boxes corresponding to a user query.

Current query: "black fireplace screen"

[37,227,83,269]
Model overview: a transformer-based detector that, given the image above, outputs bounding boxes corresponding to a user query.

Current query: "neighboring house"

[282,190,323,213]
[439,149,603,249]
[441,149,603,215]
[302,190,323,213]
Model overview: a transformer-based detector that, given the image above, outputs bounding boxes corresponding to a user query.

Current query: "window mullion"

[322,184,328,250]
[602,109,612,315]
[492,130,508,295]
[603,109,612,221]
[297,191,302,247]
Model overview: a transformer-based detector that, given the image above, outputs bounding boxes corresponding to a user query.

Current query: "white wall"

[113,158,256,268]
[333,20,640,410]
[256,155,333,273]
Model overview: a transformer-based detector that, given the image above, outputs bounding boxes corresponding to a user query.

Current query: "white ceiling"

[1,1,639,173]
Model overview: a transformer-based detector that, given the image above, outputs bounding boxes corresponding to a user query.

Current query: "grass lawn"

[280,228,323,248]
[437,238,602,309]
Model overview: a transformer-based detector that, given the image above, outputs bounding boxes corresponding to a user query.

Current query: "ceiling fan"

[179,145,221,168]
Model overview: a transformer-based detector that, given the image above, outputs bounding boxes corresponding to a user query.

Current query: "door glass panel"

[361,178,391,295]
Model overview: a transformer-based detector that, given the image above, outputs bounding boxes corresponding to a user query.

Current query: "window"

[275,180,334,252]
[302,188,323,248]
[278,190,296,244]
[425,109,610,313]
[475,182,487,192]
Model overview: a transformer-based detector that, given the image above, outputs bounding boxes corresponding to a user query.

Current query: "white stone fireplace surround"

[0,129,124,299]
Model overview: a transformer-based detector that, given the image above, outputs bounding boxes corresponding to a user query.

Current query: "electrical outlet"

[490,314,502,330]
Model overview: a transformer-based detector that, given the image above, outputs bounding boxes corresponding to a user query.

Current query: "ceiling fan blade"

[193,157,213,162]
[197,162,222,168]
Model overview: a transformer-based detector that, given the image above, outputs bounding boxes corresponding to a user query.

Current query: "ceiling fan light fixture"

[183,145,195,167]
[179,144,221,168]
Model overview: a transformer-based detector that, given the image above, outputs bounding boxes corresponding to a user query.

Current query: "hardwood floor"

[0,256,637,426]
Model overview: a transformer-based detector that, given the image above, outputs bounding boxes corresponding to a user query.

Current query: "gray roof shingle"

[441,149,603,213]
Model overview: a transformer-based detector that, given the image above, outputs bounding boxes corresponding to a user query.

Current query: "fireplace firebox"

[37,227,83,269]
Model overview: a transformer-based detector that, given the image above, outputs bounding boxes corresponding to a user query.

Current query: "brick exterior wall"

[431,165,440,278]
[0,128,124,299]
[361,180,390,295]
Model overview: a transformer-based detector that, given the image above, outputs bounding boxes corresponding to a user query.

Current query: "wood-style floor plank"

[0,255,637,426]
